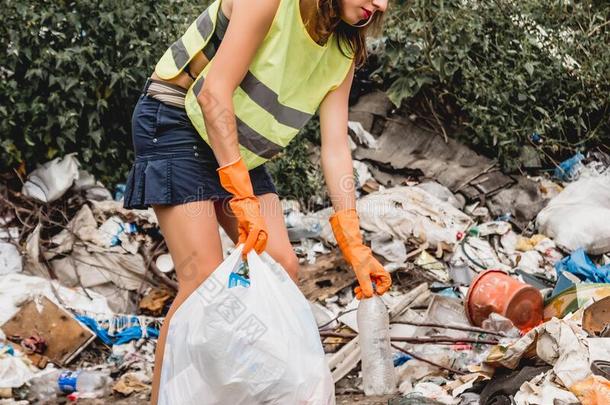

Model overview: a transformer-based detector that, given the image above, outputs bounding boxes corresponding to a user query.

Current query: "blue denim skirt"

[122,79,277,210]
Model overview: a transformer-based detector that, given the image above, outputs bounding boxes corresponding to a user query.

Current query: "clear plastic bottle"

[285,211,322,242]
[357,294,397,395]
[28,368,111,403]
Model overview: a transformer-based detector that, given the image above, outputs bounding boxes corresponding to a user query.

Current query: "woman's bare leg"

[150,200,224,405]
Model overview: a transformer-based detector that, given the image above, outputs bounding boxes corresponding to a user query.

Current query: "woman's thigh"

[215,193,300,282]
[153,200,224,293]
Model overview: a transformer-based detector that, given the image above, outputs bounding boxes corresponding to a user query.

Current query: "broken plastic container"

[357,293,397,396]
[465,269,543,332]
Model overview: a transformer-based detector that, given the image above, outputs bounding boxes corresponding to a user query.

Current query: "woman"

[123,0,391,403]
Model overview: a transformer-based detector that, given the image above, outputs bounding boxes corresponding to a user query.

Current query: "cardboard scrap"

[297,252,354,301]
[1,296,95,366]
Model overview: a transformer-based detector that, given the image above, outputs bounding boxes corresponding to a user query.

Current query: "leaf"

[386,77,414,108]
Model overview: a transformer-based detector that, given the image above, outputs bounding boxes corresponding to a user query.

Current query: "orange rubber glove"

[329,208,392,300]
[217,157,268,258]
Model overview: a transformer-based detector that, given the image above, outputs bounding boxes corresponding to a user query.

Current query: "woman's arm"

[197,0,280,258]
[319,61,392,299]
[196,0,280,167]
[320,63,356,211]
[319,60,356,210]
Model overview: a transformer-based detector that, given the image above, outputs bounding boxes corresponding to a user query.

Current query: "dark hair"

[312,0,385,68]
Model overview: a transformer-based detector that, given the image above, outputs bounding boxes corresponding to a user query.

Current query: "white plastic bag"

[536,174,610,254]
[158,244,335,405]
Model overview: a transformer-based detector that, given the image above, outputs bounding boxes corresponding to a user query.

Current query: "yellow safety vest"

[154,0,354,169]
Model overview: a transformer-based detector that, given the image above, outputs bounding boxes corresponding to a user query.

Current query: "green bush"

[376,0,609,170]
[4,0,607,207]
[0,0,200,185]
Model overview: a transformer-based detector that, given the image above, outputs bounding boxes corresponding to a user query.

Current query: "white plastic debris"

[353,160,374,189]
[411,382,456,404]
[0,355,37,389]
[23,223,48,277]
[22,153,80,203]
[0,273,112,325]
[73,169,98,190]
[397,360,445,395]
[450,236,509,273]
[516,250,546,277]
[537,174,610,254]
[0,227,19,242]
[476,221,512,236]
[514,370,579,405]
[88,199,158,226]
[355,186,472,249]
[416,181,464,210]
[370,233,407,264]
[50,245,148,291]
[0,243,22,275]
[45,205,141,258]
[309,301,337,330]
[97,216,133,249]
[348,120,378,149]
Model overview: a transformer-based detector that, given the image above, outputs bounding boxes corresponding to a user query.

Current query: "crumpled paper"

[514,371,579,405]
[45,205,141,258]
[486,318,590,388]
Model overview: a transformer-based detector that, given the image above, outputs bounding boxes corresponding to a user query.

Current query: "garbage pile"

[1,91,609,404]
[0,153,165,403]
[307,91,610,404]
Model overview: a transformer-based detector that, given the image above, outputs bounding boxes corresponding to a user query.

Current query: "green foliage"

[0,0,200,185]
[377,0,610,170]
[5,0,606,206]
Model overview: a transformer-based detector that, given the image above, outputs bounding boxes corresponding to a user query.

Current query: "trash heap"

[1,153,166,403]
[302,91,610,405]
[1,91,609,404]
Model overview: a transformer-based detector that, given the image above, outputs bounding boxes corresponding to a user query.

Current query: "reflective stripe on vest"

[155,0,354,170]
[190,74,287,159]
[155,1,221,80]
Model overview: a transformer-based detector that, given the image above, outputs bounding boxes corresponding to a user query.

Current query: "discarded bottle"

[28,368,111,403]
[286,217,322,242]
[357,293,397,396]
[285,210,323,242]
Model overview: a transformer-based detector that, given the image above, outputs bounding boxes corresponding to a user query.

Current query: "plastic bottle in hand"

[28,368,111,403]
[357,293,397,395]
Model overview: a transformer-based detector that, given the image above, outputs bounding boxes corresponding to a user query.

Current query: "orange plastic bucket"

[465,269,543,332]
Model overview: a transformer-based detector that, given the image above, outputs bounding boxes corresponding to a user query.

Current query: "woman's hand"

[329,208,392,299]
[217,157,268,258]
